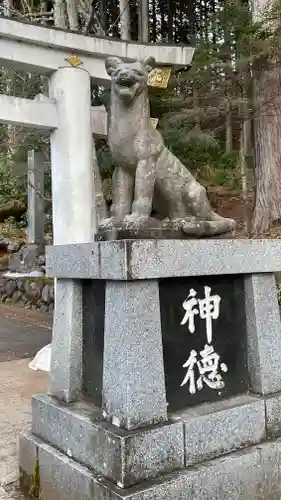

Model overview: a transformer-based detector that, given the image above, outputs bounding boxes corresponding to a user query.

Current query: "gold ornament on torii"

[148,67,172,89]
[65,55,83,67]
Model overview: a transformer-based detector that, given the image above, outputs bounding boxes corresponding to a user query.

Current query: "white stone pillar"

[49,66,94,402]
[50,67,94,243]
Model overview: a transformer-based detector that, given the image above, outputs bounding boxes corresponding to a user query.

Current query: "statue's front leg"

[111,167,134,220]
[99,167,134,228]
[125,158,156,224]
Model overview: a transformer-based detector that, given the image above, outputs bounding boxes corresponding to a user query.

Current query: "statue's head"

[105,56,155,105]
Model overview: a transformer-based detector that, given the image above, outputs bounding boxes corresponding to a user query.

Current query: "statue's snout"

[119,71,129,79]
[116,70,136,87]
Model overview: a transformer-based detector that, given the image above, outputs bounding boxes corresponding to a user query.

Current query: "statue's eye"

[135,70,143,77]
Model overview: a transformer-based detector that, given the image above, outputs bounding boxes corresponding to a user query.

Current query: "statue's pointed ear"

[142,56,156,73]
[105,57,122,76]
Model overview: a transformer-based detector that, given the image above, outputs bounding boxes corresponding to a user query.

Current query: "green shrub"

[0,153,26,205]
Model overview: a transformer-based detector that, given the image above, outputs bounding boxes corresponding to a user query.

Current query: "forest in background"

[1,0,281,235]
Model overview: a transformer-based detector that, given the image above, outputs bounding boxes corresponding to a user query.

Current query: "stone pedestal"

[19,239,281,499]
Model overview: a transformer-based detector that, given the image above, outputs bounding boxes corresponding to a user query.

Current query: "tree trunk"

[151,0,157,42]
[119,0,130,39]
[193,85,200,130]
[239,103,251,235]
[92,140,108,228]
[252,63,281,232]
[100,0,107,33]
[40,0,48,24]
[225,100,232,154]
[54,0,67,28]
[252,0,281,232]
[3,0,12,16]
[110,0,120,37]
[159,0,165,42]
[223,0,233,154]
[138,0,149,43]
[65,0,78,30]
[167,0,173,42]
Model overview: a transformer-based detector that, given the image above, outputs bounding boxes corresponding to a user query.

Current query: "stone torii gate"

[0,17,194,402]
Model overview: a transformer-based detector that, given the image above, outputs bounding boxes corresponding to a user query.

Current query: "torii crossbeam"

[0,17,194,84]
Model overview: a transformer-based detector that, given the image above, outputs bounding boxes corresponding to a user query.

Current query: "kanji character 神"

[181,286,221,344]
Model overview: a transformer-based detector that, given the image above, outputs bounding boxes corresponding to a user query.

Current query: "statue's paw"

[124,213,149,226]
[98,217,116,229]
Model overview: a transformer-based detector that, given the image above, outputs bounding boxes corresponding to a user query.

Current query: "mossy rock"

[0,199,26,222]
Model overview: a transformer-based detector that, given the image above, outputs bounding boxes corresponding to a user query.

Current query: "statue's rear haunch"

[99,56,236,238]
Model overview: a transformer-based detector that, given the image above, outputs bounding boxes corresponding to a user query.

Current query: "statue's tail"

[181,177,236,235]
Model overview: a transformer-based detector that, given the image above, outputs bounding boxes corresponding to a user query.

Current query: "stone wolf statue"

[99,55,235,237]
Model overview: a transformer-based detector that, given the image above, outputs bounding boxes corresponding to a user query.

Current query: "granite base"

[19,392,281,499]
[31,394,183,488]
[19,431,281,500]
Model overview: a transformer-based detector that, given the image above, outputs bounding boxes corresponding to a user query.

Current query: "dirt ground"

[0,305,51,496]
[208,187,281,239]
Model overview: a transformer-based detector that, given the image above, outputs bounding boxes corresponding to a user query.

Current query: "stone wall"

[0,275,54,313]
[0,232,54,312]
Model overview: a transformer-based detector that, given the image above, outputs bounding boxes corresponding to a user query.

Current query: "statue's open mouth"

[115,77,140,103]
[116,77,136,88]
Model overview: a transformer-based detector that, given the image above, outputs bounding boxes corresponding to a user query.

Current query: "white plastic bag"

[28,343,51,372]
